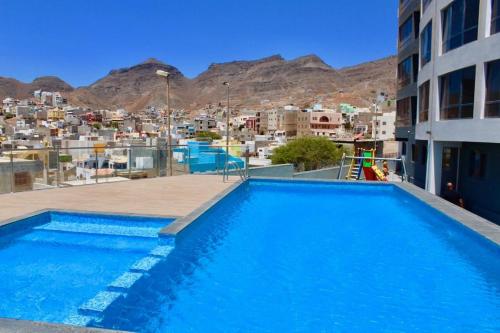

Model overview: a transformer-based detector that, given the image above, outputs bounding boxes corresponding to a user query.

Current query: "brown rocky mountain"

[338,56,397,103]
[191,55,348,109]
[0,76,73,100]
[0,55,396,112]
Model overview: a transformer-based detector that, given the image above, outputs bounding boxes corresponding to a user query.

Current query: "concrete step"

[35,221,159,238]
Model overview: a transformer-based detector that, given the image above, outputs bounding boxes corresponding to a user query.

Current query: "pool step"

[49,211,171,230]
[78,290,126,316]
[19,230,158,253]
[35,221,159,238]
[71,244,175,325]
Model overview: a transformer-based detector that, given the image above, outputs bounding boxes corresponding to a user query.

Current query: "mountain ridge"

[0,54,396,112]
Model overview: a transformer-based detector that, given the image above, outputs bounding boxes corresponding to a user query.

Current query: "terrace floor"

[0,175,239,225]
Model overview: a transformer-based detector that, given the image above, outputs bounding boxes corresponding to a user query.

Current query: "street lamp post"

[373,92,386,155]
[223,82,230,176]
[156,70,173,176]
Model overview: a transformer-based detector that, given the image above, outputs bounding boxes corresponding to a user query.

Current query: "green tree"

[196,131,222,140]
[271,136,349,171]
[92,123,102,130]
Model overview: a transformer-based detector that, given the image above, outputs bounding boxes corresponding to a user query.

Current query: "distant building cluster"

[0,81,399,193]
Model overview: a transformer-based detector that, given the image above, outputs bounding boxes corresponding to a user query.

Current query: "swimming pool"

[0,211,174,326]
[87,179,499,332]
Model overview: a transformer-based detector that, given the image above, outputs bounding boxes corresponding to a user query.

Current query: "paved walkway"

[0,175,238,224]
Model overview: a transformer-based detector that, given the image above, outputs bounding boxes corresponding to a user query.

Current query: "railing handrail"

[223,160,247,182]
[0,144,248,152]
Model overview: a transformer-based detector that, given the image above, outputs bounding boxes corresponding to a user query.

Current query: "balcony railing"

[0,143,247,194]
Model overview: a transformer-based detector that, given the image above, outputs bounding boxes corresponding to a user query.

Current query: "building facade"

[415,0,500,223]
[397,0,500,223]
[297,111,343,138]
[397,0,428,188]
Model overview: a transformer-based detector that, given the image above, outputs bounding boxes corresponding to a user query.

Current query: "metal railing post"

[155,140,160,177]
[56,147,60,187]
[10,145,14,193]
[128,147,132,179]
[168,141,173,177]
[245,146,249,178]
[338,153,346,180]
[401,155,408,182]
[95,152,99,184]
[187,145,191,174]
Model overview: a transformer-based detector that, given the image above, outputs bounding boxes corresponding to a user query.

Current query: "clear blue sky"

[0,0,397,87]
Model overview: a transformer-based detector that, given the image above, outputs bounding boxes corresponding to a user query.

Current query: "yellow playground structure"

[340,149,408,182]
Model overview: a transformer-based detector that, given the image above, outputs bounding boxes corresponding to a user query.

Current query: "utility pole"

[156,70,172,176]
[223,82,230,174]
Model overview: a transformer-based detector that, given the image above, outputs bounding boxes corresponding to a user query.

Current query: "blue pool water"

[0,211,173,325]
[93,180,500,332]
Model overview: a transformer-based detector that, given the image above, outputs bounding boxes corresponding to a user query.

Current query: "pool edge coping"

[0,317,128,333]
[0,209,181,230]
[160,176,500,245]
[393,182,500,245]
[159,180,244,236]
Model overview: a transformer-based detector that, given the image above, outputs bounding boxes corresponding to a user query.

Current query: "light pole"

[156,70,172,176]
[223,82,230,174]
[373,92,385,155]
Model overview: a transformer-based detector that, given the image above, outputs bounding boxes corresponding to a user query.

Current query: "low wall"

[248,164,294,178]
[293,165,348,180]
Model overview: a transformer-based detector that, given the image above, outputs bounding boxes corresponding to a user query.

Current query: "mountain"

[70,58,192,111]
[338,56,397,103]
[0,76,73,101]
[0,55,396,112]
[191,54,348,109]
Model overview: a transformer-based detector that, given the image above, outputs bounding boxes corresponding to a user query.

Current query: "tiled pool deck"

[0,176,499,332]
[0,175,238,227]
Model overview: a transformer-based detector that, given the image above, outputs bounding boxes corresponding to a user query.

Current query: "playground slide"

[371,165,387,181]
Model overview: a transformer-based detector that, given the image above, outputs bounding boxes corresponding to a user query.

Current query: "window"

[443,147,453,169]
[399,16,413,47]
[423,0,433,12]
[396,96,417,126]
[439,66,475,119]
[412,54,419,82]
[492,0,500,35]
[398,56,412,88]
[413,12,421,39]
[421,144,428,165]
[419,81,430,122]
[442,0,480,53]
[468,150,487,178]
[485,59,500,117]
[421,22,432,66]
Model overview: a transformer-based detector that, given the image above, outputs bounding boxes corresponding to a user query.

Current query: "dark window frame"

[411,144,418,162]
[468,150,487,179]
[492,0,500,35]
[419,81,430,122]
[485,59,500,118]
[396,96,417,127]
[399,16,413,47]
[398,56,413,88]
[441,0,480,53]
[439,66,476,120]
[421,21,433,67]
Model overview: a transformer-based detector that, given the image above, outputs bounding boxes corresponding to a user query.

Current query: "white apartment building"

[373,111,396,140]
[413,0,500,223]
